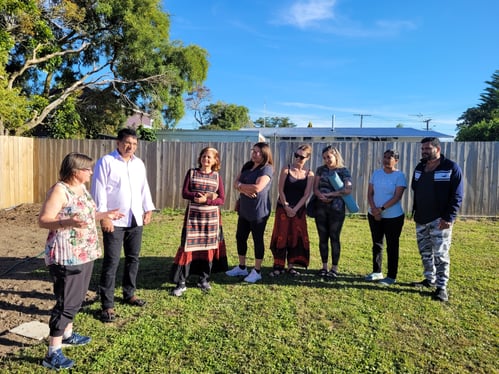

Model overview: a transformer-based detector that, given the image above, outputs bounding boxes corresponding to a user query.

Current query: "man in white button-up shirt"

[91,128,155,322]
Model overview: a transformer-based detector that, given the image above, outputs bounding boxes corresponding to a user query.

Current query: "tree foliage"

[456,70,499,141]
[0,0,208,137]
[254,116,297,128]
[200,101,250,130]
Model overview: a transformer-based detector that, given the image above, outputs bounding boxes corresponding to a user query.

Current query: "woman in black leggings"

[313,146,353,278]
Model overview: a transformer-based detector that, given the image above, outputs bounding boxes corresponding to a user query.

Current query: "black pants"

[235,215,269,260]
[100,225,143,309]
[367,213,405,279]
[314,203,345,266]
[48,261,93,337]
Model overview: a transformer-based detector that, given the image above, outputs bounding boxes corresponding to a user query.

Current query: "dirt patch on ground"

[0,204,63,357]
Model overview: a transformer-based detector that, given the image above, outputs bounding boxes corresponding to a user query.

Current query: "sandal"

[269,269,284,278]
[318,269,328,277]
[287,268,300,276]
[123,296,146,307]
[326,270,338,279]
[101,308,116,323]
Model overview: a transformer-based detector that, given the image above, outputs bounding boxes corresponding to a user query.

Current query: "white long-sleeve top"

[91,150,155,227]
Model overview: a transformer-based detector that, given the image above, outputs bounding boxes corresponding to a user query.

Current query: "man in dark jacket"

[411,137,463,302]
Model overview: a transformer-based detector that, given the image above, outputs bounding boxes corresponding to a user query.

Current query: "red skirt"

[269,205,310,269]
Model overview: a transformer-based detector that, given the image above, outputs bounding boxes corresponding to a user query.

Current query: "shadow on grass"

[91,255,175,292]
[209,266,435,297]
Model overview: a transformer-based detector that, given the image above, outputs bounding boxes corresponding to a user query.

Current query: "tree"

[200,101,250,130]
[136,125,157,142]
[254,116,297,128]
[456,70,499,141]
[185,85,211,127]
[0,0,208,137]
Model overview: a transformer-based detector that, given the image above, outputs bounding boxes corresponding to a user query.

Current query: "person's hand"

[206,192,218,200]
[286,206,296,218]
[318,193,331,203]
[438,219,451,230]
[100,218,114,232]
[106,209,124,221]
[143,211,153,225]
[67,215,88,228]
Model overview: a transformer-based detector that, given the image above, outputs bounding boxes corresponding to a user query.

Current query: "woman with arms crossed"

[226,142,274,283]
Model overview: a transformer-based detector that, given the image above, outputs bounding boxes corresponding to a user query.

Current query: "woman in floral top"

[38,153,122,370]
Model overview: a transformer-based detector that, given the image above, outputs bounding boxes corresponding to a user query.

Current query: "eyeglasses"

[294,153,306,160]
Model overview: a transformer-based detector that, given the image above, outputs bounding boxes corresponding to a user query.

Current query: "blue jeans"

[416,218,452,288]
[100,225,143,309]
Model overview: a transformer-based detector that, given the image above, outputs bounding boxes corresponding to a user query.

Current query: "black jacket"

[411,155,463,223]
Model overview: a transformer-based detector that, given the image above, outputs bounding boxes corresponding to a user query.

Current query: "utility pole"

[353,113,371,128]
[409,113,432,130]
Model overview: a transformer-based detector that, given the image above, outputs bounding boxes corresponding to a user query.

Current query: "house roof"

[156,129,265,142]
[240,127,453,140]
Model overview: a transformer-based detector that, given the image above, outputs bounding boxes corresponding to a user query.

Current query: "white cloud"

[281,0,337,29]
[277,0,416,37]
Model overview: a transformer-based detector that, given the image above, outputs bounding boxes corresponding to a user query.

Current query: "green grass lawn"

[2,211,498,373]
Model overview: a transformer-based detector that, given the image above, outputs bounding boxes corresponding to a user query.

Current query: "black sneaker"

[433,287,449,302]
[197,281,211,292]
[411,279,436,288]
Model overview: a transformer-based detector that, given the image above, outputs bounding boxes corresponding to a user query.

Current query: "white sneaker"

[244,269,262,283]
[365,272,384,281]
[226,266,249,277]
[378,277,396,286]
[172,284,187,297]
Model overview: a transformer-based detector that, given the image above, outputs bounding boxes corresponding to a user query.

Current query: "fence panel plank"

[1,137,497,217]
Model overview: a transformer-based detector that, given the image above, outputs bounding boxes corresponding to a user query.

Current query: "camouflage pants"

[416,218,452,289]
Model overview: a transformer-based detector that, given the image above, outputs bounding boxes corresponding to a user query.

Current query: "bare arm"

[39,184,86,230]
[293,171,315,212]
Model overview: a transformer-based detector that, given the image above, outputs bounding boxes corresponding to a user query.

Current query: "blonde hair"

[296,144,312,157]
[321,145,345,168]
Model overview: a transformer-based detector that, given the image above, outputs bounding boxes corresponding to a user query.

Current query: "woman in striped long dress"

[170,147,228,296]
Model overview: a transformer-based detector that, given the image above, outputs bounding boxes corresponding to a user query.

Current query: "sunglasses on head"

[294,152,306,160]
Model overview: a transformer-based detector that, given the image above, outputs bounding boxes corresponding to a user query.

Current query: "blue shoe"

[378,277,396,286]
[42,349,74,370]
[62,332,91,346]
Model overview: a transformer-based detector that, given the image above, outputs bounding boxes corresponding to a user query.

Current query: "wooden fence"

[1,137,498,217]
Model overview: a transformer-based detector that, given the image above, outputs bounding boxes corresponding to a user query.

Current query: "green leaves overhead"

[1,0,208,137]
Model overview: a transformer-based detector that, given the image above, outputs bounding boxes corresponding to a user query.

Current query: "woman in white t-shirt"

[365,149,407,286]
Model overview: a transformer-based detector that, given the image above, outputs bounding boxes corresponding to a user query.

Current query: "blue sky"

[163,0,499,136]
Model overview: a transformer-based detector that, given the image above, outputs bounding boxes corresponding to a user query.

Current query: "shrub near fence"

[1,137,498,217]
